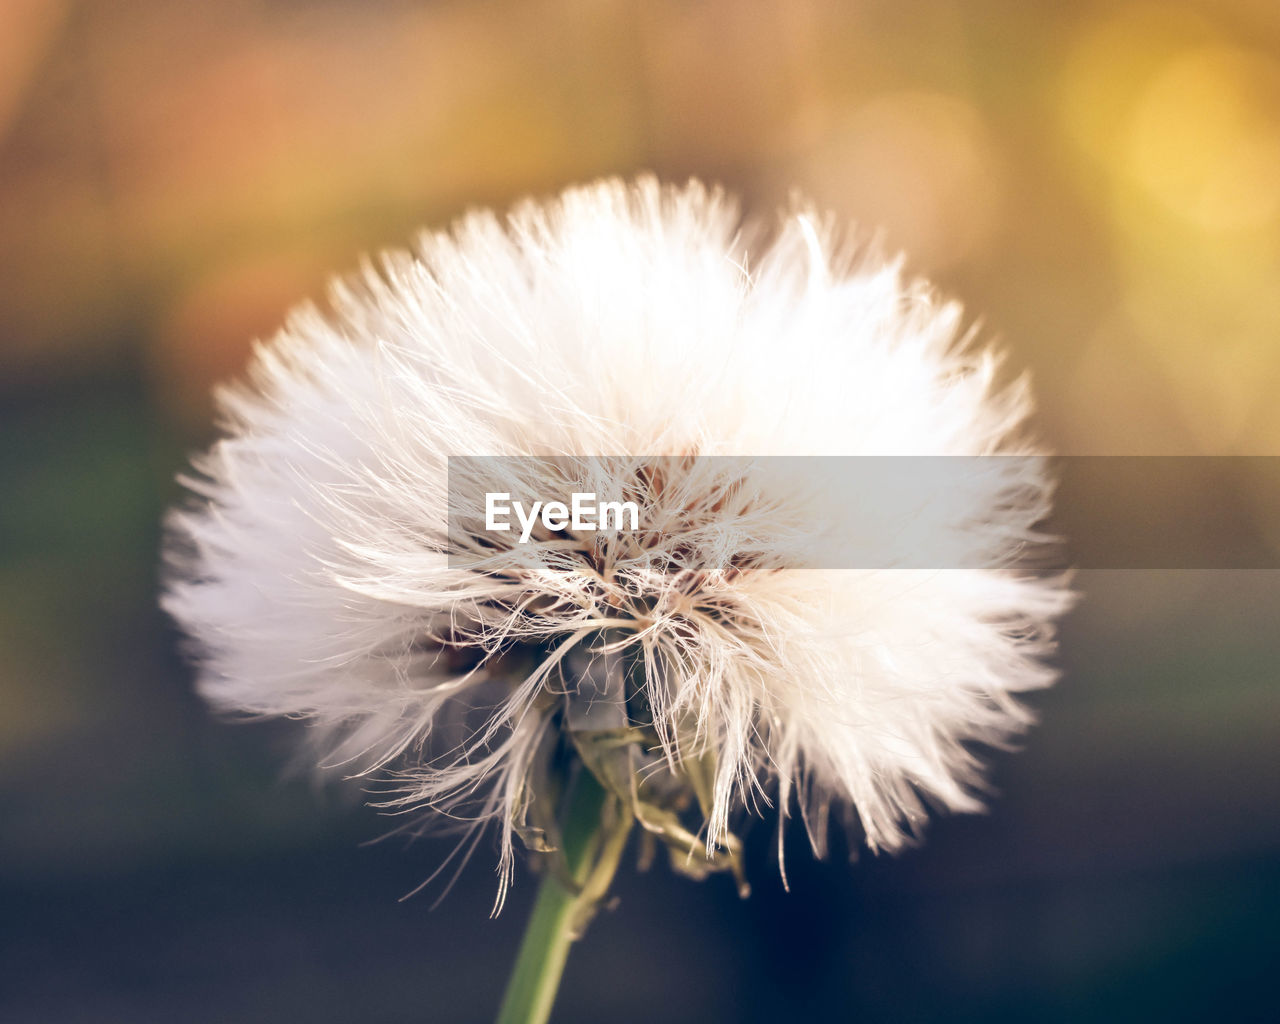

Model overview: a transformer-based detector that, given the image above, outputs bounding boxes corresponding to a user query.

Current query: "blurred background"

[1,1,1278,1021]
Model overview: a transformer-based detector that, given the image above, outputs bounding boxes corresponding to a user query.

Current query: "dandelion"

[162,177,1072,1023]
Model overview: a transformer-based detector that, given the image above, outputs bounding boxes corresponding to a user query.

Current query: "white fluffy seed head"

[163,177,1072,892]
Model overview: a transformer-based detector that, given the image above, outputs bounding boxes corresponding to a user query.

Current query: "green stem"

[496,768,630,1024]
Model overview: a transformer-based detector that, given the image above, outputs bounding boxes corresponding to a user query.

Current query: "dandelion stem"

[496,766,629,1024]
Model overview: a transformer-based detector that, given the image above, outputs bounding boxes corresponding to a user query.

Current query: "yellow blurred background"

[1,3,1277,1022]
[4,0,1280,452]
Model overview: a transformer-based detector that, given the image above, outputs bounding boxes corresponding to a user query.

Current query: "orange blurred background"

[5,0,1280,452]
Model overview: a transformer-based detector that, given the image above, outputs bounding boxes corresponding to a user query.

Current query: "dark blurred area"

[1,1,1278,1021]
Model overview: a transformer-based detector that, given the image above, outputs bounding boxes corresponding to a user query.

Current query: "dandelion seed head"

[163,177,1072,895]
